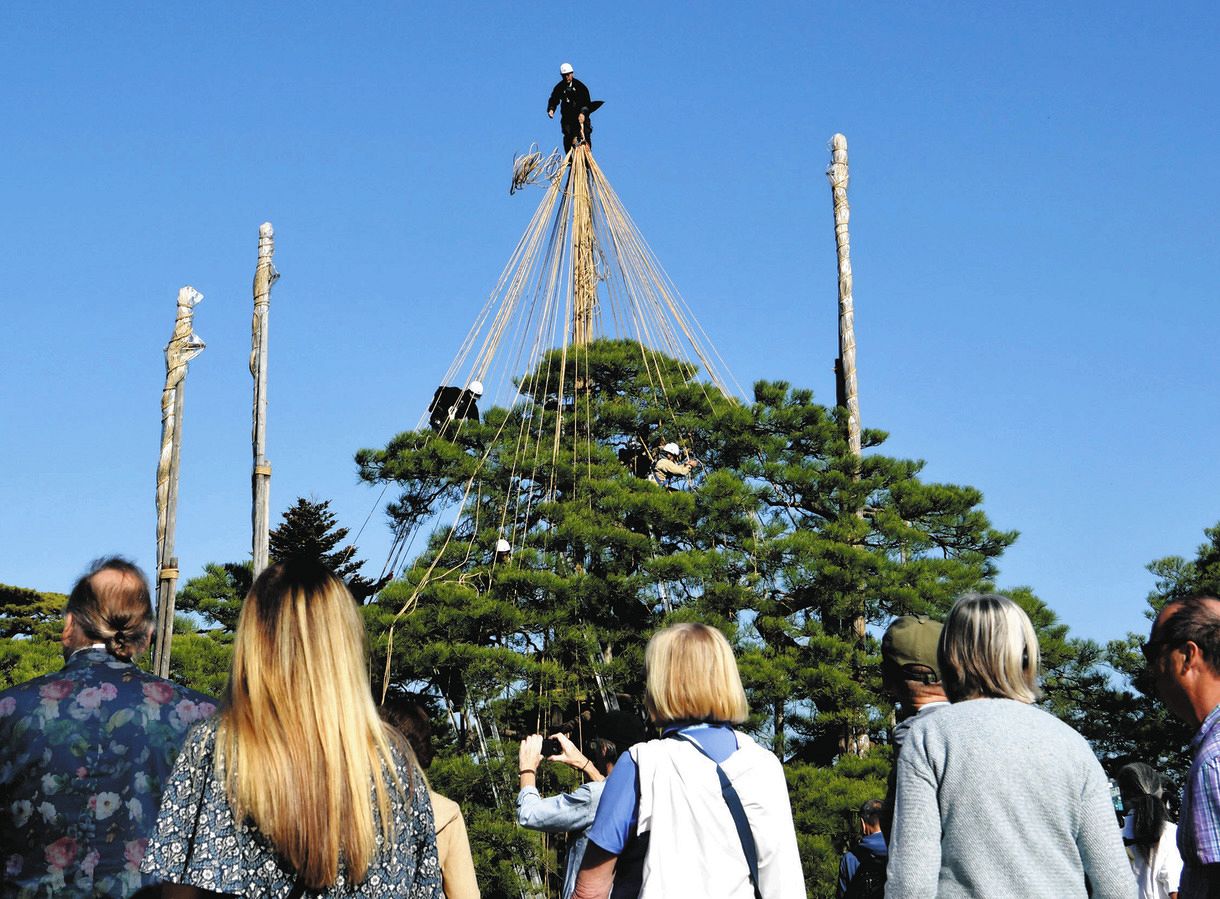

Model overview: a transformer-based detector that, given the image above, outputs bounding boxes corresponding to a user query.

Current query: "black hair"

[1157,595,1220,672]
[858,799,884,826]
[1117,762,1168,848]
[380,694,436,769]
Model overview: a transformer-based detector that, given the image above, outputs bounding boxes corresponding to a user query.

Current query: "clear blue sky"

[1,3,1216,645]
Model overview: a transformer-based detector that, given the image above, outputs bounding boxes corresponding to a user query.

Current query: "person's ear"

[1180,640,1204,674]
[61,613,76,647]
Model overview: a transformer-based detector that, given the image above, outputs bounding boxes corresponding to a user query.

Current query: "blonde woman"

[142,560,442,897]
[572,623,805,899]
[887,594,1135,899]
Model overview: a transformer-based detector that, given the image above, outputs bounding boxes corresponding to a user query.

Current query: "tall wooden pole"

[153,286,205,678]
[570,148,596,347]
[828,134,862,457]
[827,133,870,756]
[250,222,279,578]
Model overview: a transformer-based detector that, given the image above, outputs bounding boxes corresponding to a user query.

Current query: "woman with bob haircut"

[572,622,805,899]
[887,594,1135,899]
[142,560,442,897]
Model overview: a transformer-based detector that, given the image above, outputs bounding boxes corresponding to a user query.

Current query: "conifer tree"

[269,497,384,600]
[355,339,1018,896]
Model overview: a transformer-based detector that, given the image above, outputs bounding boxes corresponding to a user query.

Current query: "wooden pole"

[570,148,596,346]
[827,134,870,756]
[828,134,862,457]
[250,222,279,578]
[153,286,205,678]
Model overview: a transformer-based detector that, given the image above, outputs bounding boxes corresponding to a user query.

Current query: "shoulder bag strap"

[670,732,763,899]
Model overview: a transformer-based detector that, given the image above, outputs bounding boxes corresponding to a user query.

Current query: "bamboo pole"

[827,134,870,757]
[250,222,279,578]
[153,286,205,678]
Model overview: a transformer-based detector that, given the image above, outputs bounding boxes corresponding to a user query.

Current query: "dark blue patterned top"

[142,718,444,898]
[0,647,217,897]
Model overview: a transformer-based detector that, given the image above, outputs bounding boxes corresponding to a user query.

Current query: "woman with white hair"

[142,560,442,897]
[572,622,805,899]
[887,593,1135,898]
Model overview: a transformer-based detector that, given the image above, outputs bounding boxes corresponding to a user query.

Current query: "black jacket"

[547,77,592,124]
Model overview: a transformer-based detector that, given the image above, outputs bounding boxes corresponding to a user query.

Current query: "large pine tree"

[355,339,1018,896]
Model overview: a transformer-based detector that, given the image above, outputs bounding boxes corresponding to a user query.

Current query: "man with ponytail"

[0,556,217,897]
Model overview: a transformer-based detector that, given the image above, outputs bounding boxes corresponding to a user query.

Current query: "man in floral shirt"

[0,557,216,897]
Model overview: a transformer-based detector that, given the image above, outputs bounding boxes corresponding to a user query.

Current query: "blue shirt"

[1180,702,1220,899]
[0,647,216,897]
[836,831,887,898]
[517,781,604,899]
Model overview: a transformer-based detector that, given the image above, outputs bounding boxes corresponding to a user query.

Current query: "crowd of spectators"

[3,556,1218,898]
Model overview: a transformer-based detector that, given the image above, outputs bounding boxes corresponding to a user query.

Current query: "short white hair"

[939,593,1041,704]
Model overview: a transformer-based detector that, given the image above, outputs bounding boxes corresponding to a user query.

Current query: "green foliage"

[785,754,890,899]
[177,562,250,632]
[356,340,1020,897]
[270,497,385,600]
[165,615,233,698]
[0,583,66,689]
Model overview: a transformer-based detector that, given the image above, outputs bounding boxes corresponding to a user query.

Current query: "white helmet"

[559,62,574,75]
[495,538,511,554]
[662,442,680,456]
[467,380,484,397]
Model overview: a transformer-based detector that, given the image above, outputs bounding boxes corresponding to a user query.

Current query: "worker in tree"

[547,62,598,153]
[618,438,653,480]
[650,442,700,489]
[428,380,482,433]
[494,538,512,564]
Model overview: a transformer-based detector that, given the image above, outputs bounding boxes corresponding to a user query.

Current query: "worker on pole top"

[547,62,600,154]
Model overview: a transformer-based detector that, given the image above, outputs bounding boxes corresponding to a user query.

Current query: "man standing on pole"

[548,62,596,153]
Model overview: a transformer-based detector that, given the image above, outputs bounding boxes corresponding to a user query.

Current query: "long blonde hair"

[216,560,408,888]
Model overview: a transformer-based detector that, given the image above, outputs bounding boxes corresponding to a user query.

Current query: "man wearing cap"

[880,614,948,839]
[650,442,699,489]
[547,62,594,153]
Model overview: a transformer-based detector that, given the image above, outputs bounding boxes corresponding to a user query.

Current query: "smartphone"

[541,737,563,757]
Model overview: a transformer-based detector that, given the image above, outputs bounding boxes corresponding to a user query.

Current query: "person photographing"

[518,713,644,899]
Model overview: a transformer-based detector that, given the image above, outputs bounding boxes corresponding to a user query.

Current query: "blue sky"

[1,3,1216,645]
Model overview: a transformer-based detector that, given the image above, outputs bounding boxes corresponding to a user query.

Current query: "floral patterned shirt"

[142,718,444,897]
[0,646,217,897]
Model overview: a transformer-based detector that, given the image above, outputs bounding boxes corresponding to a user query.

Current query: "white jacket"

[630,732,806,899]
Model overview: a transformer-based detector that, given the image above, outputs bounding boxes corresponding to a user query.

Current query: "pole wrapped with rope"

[250,222,280,578]
[153,286,205,678]
[827,133,861,459]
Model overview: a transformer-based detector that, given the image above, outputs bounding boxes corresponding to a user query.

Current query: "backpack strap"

[669,731,763,899]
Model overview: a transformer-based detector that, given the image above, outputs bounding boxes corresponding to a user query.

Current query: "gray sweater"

[887,698,1136,899]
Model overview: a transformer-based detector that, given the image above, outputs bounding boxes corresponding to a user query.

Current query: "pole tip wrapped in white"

[259,221,274,238]
[831,133,848,152]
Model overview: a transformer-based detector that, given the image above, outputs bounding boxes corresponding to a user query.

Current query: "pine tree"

[269,498,385,600]
[0,583,67,688]
[356,339,1019,896]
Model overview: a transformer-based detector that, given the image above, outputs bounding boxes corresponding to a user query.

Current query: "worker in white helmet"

[547,62,599,153]
[428,379,483,433]
[651,441,700,489]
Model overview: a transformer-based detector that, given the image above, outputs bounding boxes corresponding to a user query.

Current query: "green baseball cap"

[882,615,943,682]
